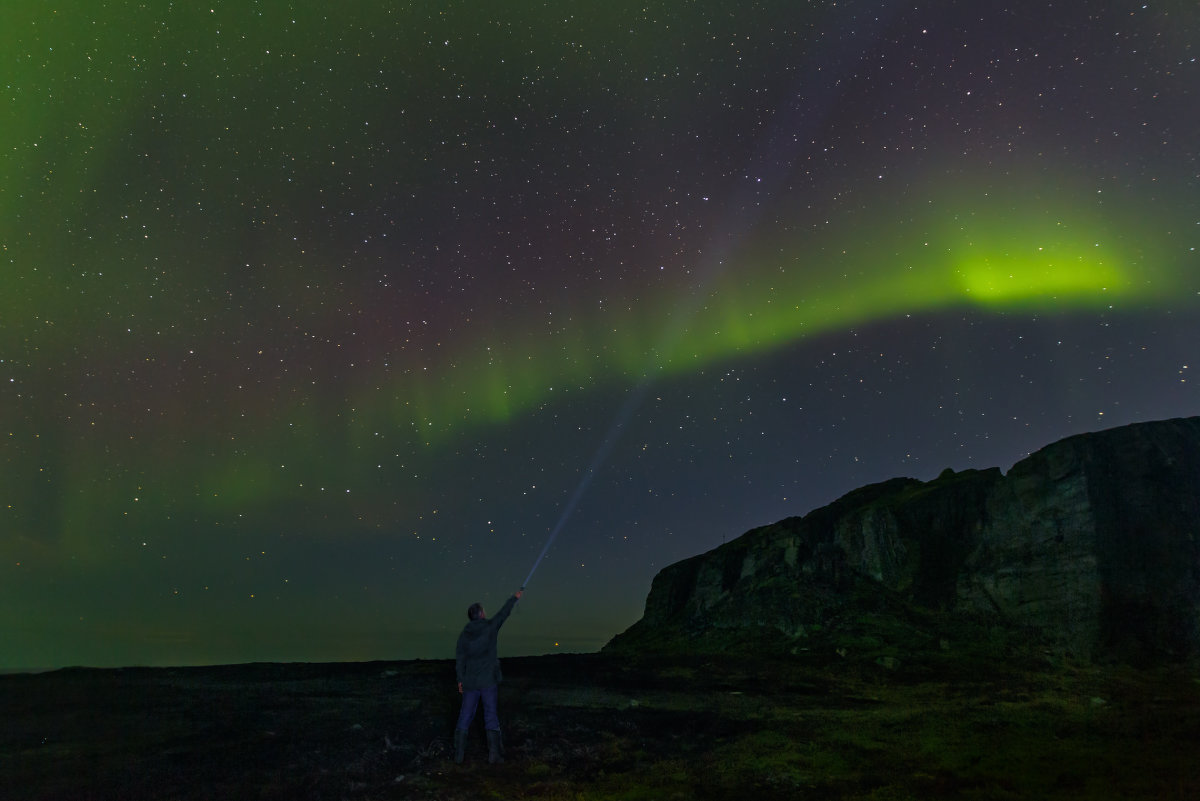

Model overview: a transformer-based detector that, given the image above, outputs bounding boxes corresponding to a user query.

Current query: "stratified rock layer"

[607,417,1200,663]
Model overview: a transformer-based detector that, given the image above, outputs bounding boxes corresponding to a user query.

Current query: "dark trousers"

[456,684,500,731]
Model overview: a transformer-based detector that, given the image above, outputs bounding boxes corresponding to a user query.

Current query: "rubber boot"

[486,729,505,764]
[453,728,468,764]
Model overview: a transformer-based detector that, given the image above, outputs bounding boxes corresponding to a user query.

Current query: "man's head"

[467,602,485,621]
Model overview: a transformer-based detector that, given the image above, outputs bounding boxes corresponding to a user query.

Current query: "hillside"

[607,417,1200,666]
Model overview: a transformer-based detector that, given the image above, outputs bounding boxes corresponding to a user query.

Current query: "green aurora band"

[394,187,1178,437]
[4,181,1187,548]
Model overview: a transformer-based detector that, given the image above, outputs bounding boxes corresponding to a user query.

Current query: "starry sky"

[3,1,1197,670]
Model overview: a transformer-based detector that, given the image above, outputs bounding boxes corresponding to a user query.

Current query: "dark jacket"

[455,595,518,690]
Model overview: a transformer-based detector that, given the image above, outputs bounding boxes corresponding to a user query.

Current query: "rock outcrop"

[606,417,1200,664]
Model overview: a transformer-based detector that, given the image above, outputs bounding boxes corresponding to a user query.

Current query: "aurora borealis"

[3,2,1197,669]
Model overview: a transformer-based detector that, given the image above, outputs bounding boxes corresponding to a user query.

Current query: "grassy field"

[2,651,1197,800]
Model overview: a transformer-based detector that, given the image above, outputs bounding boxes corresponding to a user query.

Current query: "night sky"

[3,2,1197,670]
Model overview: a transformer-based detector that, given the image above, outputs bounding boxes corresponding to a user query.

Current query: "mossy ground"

[2,652,1197,800]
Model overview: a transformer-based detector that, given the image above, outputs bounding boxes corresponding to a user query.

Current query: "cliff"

[605,417,1200,664]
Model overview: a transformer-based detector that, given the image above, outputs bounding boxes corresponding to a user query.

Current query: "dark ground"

[2,650,1198,800]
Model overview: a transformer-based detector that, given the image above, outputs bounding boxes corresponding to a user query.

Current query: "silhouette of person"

[453,588,522,763]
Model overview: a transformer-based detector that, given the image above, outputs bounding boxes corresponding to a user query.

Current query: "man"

[453,588,522,764]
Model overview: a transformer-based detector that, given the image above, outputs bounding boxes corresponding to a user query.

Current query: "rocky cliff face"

[606,417,1200,664]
